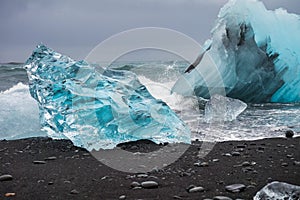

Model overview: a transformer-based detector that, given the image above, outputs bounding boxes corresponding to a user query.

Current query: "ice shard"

[172,0,300,103]
[204,94,247,122]
[24,45,190,150]
[254,181,300,200]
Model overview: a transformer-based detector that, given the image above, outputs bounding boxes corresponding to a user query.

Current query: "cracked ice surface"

[24,45,190,150]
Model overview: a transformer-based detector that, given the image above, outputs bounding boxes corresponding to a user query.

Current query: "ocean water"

[0,62,299,141]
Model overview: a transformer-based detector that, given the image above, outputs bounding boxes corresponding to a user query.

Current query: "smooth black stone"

[241,161,251,167]
[173,195,184,199]
[33,160,46,164]
[136,174,148,178]
[213,196,233,200]
[285,130,294,138]
[45,156,57,161]
[141,181,158,189]
[231,152,241,156]
[225,183,246,193]
[0,174,13,181]
[70,189,79,194]
[188,186,204,193]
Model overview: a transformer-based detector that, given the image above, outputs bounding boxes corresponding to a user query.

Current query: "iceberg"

[205,94,247,122]
[172,0,300,103]
[24,45,190,150]
[254,181,300,200]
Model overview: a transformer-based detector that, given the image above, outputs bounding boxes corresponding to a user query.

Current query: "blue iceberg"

[172,0,300,103]
[24,45,190,150]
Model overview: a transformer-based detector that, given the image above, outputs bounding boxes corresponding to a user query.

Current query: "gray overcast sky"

[0,0,299,62]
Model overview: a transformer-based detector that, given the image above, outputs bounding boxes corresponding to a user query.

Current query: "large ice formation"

[172,0,300,103]
[205,94,247,122]
[254,181,300,200]
[24,45,190,150]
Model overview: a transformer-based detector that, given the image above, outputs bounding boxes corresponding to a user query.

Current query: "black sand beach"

[0,137,299,200]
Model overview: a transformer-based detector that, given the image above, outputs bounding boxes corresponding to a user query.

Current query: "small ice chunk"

[204,94,247,122]
[254,181,300,200]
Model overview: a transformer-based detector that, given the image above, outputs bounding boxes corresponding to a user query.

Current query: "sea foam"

[0,83,46,140]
